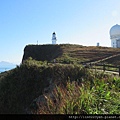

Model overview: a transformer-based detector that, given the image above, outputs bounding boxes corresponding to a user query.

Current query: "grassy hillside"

[22,44,120,65]
[0,59,119,114]
[0,44,120,114]
[0,59,86,114]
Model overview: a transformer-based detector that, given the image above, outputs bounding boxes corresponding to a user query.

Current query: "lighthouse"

[52,32,57,44]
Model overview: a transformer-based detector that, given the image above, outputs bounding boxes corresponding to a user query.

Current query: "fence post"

[119,66,120,76]
[103,64,106,71]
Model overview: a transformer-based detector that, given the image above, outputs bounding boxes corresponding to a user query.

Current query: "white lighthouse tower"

[52,32,57,44]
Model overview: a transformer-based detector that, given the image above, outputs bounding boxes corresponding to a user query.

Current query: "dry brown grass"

[22,44,120,65]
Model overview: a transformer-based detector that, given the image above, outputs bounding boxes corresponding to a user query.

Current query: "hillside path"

[87,53,120,65]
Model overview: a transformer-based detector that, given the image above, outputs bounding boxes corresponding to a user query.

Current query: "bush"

[0,60,87,114]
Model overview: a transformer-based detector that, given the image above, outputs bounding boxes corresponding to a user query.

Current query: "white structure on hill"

[52,32,57,44]
[97,42,100,47]
[110,24,120,48]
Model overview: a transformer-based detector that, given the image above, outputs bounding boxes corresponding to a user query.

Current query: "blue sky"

[0,0,120,64]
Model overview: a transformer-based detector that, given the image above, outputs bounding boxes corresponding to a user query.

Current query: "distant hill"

[0,61,16,68]
[22,44,120,65]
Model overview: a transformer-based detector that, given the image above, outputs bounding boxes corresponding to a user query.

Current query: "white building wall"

[52,40,56,44]
[117,40,120,48]
[111,39,117,48]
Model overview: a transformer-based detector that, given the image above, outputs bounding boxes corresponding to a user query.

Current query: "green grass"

[37,74,120,114]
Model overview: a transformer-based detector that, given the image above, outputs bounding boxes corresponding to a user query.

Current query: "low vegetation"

[38,74,120,114]
[0,58,119,114]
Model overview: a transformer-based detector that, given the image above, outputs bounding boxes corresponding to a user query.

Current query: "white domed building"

[110,24,120,48]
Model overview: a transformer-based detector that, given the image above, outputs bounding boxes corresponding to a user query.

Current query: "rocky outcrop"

[25,77,63,114]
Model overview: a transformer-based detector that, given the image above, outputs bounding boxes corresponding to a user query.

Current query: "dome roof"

[110,24,120,37]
